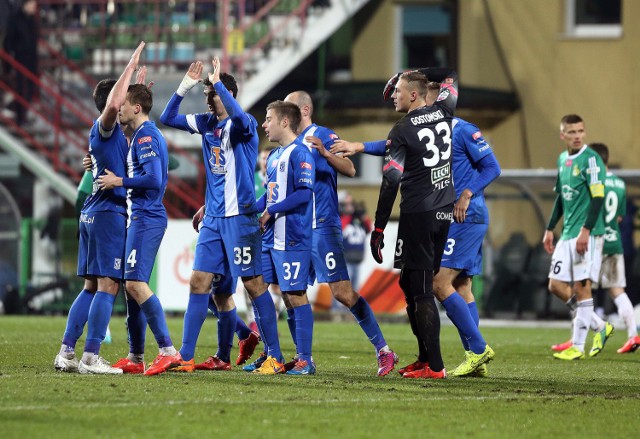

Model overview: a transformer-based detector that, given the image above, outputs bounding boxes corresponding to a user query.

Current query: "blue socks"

[253,291,281,360]
[140,294,173,350]
[179,293,209,361]
[126,297,147,354]
[293,304,314,363]
[83,291,115,354]
[442,293,486,354]
[209,293,252,340]
[216,308,236,363]
[349,296,387,352]
[468,301,480,327]
[286,308,297,348]
[62,289,94,348]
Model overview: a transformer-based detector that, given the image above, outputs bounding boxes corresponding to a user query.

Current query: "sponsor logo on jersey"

[138,136,152,144]
[140,151,157,159]
[603,226,618,242]
[432,162,450,183]
[478,144,490,153]
[267,182,279,202]
[572,165,580,176]
[280,161,286,172]
[214,128,222,137]
[80,213,94,224]
[329,134,339,140]
[561,184,579,201]
[436,89,450,102]
[209,146,226,174]
[300,162,312,170]
[436,211,453,221]
[472,131,482,140]
[410,109,445,125]
[565,159,572,167]
[299,177,313,184]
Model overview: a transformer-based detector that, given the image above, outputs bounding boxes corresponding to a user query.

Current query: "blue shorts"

[311,227,350,284]
[193,214,262,278]
[262,248,312,292]
[210,273,238,295]
[124,221,165,282]
[440,222,488,277]
[77,211,126,280]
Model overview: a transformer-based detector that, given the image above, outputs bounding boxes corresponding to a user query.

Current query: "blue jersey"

[126,121,168,224]
[262,141,315,251]
[451,117,494,224]
[160,85,259,217]
[83,119,128,215]
[299,124,341,229]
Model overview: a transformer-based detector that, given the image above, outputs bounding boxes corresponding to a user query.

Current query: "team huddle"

[52,41,634,380]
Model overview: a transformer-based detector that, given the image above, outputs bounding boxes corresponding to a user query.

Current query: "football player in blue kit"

[159,58,279,373]
[283,91,399,376]
[332,75,498,378]
[98,79,180,377]
[53,42,143,375]
[255,100,316,375]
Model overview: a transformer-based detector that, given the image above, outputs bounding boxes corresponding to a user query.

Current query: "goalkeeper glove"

[177,73,202,97]
[382,73,400,101]
[370,228,385,264]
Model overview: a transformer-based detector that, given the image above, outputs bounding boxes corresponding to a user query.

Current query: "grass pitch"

[1,315,639,438]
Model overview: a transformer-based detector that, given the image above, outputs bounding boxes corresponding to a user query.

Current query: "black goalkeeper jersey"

[374,68,458,230]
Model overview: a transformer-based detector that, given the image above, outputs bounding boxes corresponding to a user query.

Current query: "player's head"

[393,71,428,113]
[203,73,238,97]
[202,73,237,116]
[258,145,276,176]
[119,84,153,124]
[425,81,440,106]
[284,90,314,122]
[263,100,301,144]
[589,142,609,165]
[559,114,585,152]
[93,79,117,113]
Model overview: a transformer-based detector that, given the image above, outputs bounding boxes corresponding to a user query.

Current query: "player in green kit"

[585,143,639,353]
[543,114,613,360]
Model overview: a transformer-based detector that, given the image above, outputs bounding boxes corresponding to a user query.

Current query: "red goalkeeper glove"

[370,228,385,264]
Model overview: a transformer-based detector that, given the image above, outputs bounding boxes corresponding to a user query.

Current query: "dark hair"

[266,100,301,134]
[589,142,609,165]
[126,84,153,114]
[93,79,117,113]
[203,73,238,98]
[560,114,583,127]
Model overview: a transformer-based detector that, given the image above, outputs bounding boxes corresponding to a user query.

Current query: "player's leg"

[112,288,147,374]
[599,254,639,352]
[231,214,283,369]
[76,211,126,374]
[78,275,122,374]
[314,227,396,374]
[124,223,180,375]
[398,274,428,375]
[584,237,614,357]
[270,249,314,375]
[55,275,96,372]
[194,291,235,371]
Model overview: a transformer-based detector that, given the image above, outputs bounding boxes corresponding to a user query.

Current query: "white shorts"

[595,254,626,289]
[549,235,603,283]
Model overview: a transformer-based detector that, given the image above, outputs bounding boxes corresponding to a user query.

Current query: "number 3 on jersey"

[418,121,451,167]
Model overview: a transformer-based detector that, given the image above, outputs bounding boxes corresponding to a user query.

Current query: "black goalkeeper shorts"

[393,204,454,272]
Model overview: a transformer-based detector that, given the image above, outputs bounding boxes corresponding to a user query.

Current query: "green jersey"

[554,145,606,240]
[602,171,626,255]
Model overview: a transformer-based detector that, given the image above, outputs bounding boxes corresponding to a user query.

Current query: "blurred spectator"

[339,191,372,290]
[5,0,39,125]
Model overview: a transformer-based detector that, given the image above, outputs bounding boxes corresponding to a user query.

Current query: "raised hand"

[128,41,145,72]
[208,57,221,84]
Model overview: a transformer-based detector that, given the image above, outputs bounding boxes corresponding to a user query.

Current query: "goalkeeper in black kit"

[371,68,493,379]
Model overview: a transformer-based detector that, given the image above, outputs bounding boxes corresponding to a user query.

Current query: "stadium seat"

[483,232,531,316]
